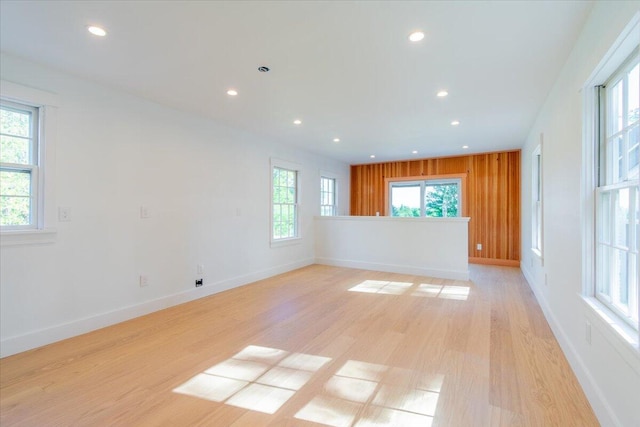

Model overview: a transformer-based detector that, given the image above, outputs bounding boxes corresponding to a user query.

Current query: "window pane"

[614,188,629,248]
[599,191,611,243]
[536,154,542,201]
[616,135,625,182]
[0,135,31,164]
[425,183,459,217]
[609,79,623,136]
[0,107,31,138]
[612,248,629,308]
[628,62,639,125]
[629,126,639,179]
[0,195,30,226]
[1,170,31,196]
[535,200,542,249]
[391,184,420,217]
[597,244,611,297]
[635,187,639,252]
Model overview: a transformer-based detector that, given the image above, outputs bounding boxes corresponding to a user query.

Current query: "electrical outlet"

[139,275,149,287]
[197,264,204,274]
[476,243,482,251]
[140,205,151,219]
[195,278,203,287]
[58,207,71,222]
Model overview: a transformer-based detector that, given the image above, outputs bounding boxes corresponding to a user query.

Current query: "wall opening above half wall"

[350,150,520,267]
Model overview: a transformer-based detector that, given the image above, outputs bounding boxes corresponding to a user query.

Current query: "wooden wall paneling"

[409,160,422,176]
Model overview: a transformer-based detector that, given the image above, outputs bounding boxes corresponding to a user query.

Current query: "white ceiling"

[0,0,593,164]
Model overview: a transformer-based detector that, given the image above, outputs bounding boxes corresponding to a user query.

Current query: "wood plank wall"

[350,150,521,265]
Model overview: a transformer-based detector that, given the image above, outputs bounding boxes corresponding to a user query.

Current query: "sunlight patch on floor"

[295,359,443,427]
[348,280,413,295]
[174,345,445,424]
[173,345,331,414]
[348,280,470,301]
[412,284,470,300]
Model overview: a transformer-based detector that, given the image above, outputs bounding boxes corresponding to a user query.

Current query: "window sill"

[530,248,543,266]
[531,248,543,259]
[1,228,57,246]
[580,295,640,375]
[270,237,302,248]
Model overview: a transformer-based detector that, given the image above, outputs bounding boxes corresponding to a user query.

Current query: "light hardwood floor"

[0,265,598,426]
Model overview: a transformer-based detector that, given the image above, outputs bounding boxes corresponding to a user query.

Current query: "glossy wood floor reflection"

[0,265,598,426]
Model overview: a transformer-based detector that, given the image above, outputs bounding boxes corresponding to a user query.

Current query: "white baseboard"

[520,265,620,427]
[315,257,469,281]
[0,258,314,358]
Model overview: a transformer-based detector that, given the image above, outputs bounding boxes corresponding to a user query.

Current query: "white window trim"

[1,80,58,246]
[320,170,339,216]
[581,13,640,361]
[531,139,544,262]
[270,158,302,248]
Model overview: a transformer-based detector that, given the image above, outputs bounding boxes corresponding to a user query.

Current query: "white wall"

[0,53,349,357]
[315,216,469,281]
[520,2,640,426]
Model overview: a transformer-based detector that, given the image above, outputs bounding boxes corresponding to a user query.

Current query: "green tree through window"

[425,184,459,217]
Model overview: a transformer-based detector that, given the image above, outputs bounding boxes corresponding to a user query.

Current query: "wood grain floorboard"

[0,265,598,426]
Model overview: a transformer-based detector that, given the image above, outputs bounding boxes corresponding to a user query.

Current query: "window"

[595,50,639,330]
[1,100,40,230]
[532,143,543,257]
[272,165,299,241]
[388,176,462,218]
[320,176,336,216]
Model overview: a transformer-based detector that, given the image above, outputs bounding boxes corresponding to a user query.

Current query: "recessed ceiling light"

[451,120,460,126]
[87,26,107,37]
[226,89,238,96]
[408,31,425,42]
[412,150,418,154]
[370,154,376,159]
[462,145,469,149]
[437,90,448,97]
[293,119,302,125]
[333,138,340,142]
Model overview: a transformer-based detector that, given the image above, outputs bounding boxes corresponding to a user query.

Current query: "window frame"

[385,173,466,218]
[594,50,639,330]
[0,80,57,246]
[320,174,337,216]
[1,99,40,230]
[581,13,640,356]
[270,158,301,247]
[531,140,544,260]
